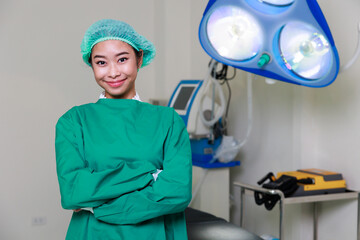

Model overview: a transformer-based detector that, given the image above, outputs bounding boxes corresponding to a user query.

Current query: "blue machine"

[168,80,240,168]
[168,80,203,126]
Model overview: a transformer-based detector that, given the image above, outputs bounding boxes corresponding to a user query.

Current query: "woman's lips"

[106,79,125,88]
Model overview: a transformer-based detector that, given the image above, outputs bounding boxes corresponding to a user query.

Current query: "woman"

[55,19,192,240]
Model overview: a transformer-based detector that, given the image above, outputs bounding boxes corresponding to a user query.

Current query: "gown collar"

[99,91,142,102]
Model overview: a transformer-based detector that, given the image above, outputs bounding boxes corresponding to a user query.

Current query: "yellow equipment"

[277,168,346,197]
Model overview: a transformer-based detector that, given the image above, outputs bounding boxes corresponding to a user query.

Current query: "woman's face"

[91,40,143,99]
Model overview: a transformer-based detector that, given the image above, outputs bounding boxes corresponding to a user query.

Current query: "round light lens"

[279,22,332,80]
[260,0,295,6]
[207,6,263,61]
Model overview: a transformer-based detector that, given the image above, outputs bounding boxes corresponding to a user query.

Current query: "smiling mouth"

[105,79,125,88]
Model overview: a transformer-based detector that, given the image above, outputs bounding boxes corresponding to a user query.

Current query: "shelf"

[233,181,360,240]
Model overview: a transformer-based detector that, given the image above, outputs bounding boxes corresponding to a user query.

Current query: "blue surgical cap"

[81,19,156,68]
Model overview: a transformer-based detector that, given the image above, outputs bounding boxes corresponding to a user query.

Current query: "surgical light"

[279,22,333,80]
[199,0,340,87]
[207,6,263,61]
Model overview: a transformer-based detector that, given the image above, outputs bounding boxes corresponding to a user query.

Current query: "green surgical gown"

[55,99,192,240]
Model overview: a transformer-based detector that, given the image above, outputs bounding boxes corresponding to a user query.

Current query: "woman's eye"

[118,57,127,63]
[96,61,106,65]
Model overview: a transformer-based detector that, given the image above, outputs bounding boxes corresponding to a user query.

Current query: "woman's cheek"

[93,67,107,79]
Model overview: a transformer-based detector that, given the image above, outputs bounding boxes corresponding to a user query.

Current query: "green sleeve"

[93,110,192,224]
[55,111,156,210]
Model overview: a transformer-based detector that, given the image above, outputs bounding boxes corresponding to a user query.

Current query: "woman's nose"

[109,63,121,78]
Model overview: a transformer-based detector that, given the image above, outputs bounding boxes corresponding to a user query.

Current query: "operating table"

[185,207,262,240]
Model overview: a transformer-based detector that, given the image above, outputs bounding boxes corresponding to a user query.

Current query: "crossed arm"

[55,109,192,224]
[93,114,192,224]
[55,114,157,210]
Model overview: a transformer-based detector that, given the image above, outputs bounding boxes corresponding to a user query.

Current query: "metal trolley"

[234,181,360,240]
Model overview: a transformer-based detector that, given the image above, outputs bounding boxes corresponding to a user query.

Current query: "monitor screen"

[172,86,196,111]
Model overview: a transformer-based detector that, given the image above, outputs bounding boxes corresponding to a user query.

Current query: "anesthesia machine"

[168,61,243,168]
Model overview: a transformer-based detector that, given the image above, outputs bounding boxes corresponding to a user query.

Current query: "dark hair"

[134,48,143,68]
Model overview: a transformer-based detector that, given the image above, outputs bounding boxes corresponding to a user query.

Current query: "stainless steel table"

[234,181,360,240]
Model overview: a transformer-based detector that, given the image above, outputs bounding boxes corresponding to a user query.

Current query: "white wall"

[158,0,360,239]
[0,1,157,239]
[1,0,360,239]
[227,0,360,239]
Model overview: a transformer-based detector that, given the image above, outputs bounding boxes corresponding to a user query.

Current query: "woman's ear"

[137,50,143,68]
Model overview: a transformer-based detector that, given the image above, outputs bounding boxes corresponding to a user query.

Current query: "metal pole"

[279,199,284,240]
[357,192,360,240]
[240,187,245,227]
[313,203,318,240]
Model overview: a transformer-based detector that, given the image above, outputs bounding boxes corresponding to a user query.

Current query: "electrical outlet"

[32,216,47,226]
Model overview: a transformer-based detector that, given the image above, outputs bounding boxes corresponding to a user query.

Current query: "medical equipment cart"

[234,181,360,240]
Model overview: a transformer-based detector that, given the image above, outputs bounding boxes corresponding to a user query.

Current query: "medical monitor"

[172,86,196,111]
[168,80,203,124]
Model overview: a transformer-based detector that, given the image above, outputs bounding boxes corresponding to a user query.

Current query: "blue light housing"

[199,0,340,87]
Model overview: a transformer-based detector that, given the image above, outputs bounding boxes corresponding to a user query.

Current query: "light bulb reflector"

[279,22,332,80]
[207,6,263,61]
[260,0,295,6]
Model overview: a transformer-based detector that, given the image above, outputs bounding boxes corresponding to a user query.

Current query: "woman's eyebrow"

[93,52,129,59]
[115,51,129,57]
[93,55,106,59]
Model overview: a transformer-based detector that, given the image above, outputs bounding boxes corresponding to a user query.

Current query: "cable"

[190,169,209,205]
[211,72,253,161]
[198,60,227,127]
[207,60,236,134]
[222,79,231,135]
[190,65,253,202]
[209,60,236,82]
[340,22,360,72]
[237,73,253,149]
